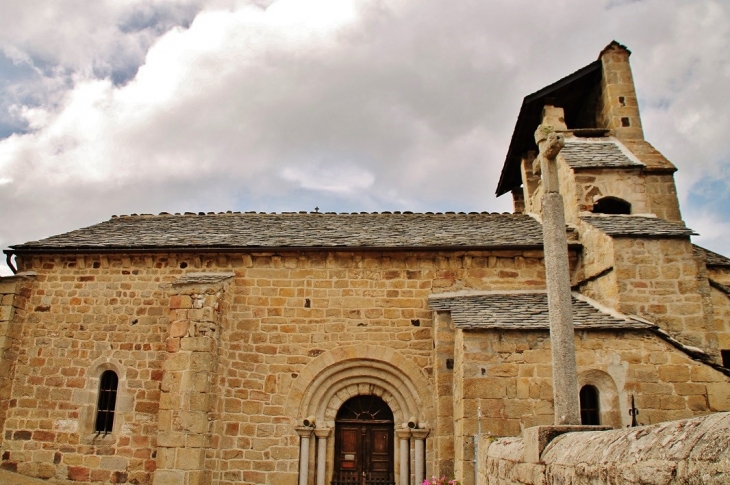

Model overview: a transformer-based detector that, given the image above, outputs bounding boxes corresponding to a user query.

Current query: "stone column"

[411,429,430,485]
[535,109,581,426]
[296,427,314,485]
[314,427,331,485]
[154,273,233,485]
[396,428,411,485]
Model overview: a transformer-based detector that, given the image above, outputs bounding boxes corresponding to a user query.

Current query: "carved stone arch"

[288,346,434,485]
[287,345,433,428]
[577,369,621,428]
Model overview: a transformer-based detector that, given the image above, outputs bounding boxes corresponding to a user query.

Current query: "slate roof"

[496,56,603,196]
[10,212,548,252]
[694,245,730,267]
[561,140,643,169]
[581,215,695,238]
[428,291,653,330]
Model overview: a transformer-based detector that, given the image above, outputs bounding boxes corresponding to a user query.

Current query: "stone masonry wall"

[708,267,730,355]
[564,166,649,223]
[452,329,470,484]
[0,256,171,484]
[612,237,718,356]
[573,220,618,310]
[480,412,730,485]
[621,140,682,222]
[154,275,232,485]
[452,327,729,485]
[0,274,33,450]
[432,311,455,480]
[710,284,730,354]
[577,227,721,361]
[200,249,549,485]
[640,172,682,222]
[4,248,550,485]
[597,43,644,141]
[520,152,541,217]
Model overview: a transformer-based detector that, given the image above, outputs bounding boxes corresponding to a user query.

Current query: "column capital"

[395,428,412,440]
[410,428,430,440]
[314,427,331,439]
[295,426,315,438]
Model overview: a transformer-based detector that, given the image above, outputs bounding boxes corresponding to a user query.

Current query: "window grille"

[95,370,118,434]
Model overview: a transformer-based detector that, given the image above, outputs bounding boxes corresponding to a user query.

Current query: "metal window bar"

[95,370,118,435]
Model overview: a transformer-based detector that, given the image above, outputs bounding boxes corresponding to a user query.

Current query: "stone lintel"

[171,272,235,287]
[523,425,611,463]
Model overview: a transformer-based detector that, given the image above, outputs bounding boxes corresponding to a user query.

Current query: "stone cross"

[535,108,581,426]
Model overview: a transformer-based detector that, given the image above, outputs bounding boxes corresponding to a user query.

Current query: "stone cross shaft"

[535,121,581,426]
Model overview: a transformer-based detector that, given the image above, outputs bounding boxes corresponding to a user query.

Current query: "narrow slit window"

[95,370,118,434]
[579,385,600,425]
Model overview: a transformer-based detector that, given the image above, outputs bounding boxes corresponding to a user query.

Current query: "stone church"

[0,42,729,485]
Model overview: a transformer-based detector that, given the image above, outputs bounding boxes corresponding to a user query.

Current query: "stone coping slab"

[523,424,611,463]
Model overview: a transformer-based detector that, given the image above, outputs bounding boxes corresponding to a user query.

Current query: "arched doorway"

[333,395,395,485]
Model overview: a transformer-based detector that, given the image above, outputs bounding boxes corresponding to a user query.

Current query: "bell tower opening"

[592,196,631,215]
[333,395,395,485]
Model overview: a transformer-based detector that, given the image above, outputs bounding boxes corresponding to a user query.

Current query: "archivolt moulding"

[286,345,433,429]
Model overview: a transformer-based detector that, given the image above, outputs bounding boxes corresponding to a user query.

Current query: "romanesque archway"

[286,345,433,485]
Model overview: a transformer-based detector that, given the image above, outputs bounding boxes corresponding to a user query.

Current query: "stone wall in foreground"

[480,412,730,485]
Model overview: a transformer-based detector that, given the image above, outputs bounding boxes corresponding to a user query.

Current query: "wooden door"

[333,396,394,485]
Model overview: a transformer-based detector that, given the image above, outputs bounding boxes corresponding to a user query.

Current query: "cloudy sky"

[1,0,729,275]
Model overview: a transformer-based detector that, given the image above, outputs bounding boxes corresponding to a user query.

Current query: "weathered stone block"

[100,456,128,471]
[169,320,188,338]
[707,383,730,411]
[169,295,192,310]
[176,447,204,470]
[522,425,610,463]
[180,337,215,352]
[153,469,185,485]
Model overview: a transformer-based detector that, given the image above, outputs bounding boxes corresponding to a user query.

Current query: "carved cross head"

[543,132,565,160]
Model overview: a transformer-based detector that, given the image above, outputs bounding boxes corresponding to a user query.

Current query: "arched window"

[95,370,118,434]
[579,385,600,425]
[592,196,631,215]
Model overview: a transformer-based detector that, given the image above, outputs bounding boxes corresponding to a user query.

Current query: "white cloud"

[282,163,375,194]
[0,0,729,275]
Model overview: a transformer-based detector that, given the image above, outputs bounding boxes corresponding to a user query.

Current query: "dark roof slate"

[581,215,695,238]
[428,291,652,330]
[694,245,730,267]
[561,140,643,169]
[12,212,547,251]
